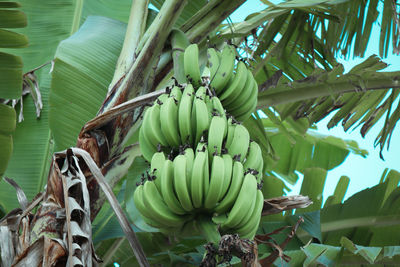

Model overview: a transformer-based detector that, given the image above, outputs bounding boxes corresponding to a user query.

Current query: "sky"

[231,0,400,201]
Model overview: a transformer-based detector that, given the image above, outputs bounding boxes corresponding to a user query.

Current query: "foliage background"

[234,0,400,201]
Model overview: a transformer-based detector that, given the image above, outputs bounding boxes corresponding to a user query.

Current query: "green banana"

[156,93,169,105]
[221,173,257,229]
[160,159,186,215]
[190,146,207,208]
[139,125,158,162]
[207,47,220,79]
[226,124,250,163]
[184,44,202,87]
[142,180,186,227]
[169,85,183,101]
[133,184,153,221]
[203,147,210,202]
[214,160,244,214]
[218,153,233,202]
[195,137,207,153]
[233,76,258,121]
[152,99,171,144]
[225,69,255,111]
[234,187,257,229]
[244,141,263,182]
[134,184,170,229]
[235,96,257,122]
[224,117,236,149]
[170,28,190,84]
[198,141,211,200]
[195,85,207,98]
[201,66,211,83]
[207,115,227,159]
[184,147,194,197]
[211,95,226,117]
[173,154,194,212]
[211,96,227,137]
[236,189,264,239]
[192,92,210,146]
[205,94,214,120]
[160,96,181,147]
[219,61,248,103]
[210,45,235,93]
[142,104,168,147]
[178,84,195,144]
[150,151,166,191]
[141,213,170,230]
[204,154,225,210]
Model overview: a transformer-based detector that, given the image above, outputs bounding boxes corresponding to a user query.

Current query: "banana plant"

[0,0,400,266]
[0,2,27,176]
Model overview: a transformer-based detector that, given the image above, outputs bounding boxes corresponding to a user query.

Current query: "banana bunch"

[136,110,264,239]
[139,83,227,162]
[135,38,265,244]
[213,172,264,239]
[183,43,258,122]
[133,148,194,231]
[133,145,263,239]
[139,88,263,176]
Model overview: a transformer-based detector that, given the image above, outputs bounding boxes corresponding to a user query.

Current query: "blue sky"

[231,0,400,201]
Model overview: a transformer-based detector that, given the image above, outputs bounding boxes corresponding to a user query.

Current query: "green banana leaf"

[0,104,16,176]
[321,169,400,246]
[0,52,24,99]
[0,0,136,212]
[247,0,398,64]
[296,167,327,213]
[81,0,132,24]
[0,3,27,176]
[150,0,207,27]
[0,0,77,211]
[258,56,400,156]
[91,156,152,246]
[49,16,126,150]
[95,233,206,266]
[263,118,368,185]
[255,169,400,266]
[270,240,400,266]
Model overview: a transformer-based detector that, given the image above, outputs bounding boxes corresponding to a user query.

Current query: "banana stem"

[184,0,245,44]
[257,73,400,108]
[109,0,150,91]
[170,29,190,83]
[94,0,187,156]
[197,217,221,245]
[99,0,187,114]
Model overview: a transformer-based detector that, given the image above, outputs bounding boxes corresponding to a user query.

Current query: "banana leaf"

[0,2,27,176]
[0,0,135,212]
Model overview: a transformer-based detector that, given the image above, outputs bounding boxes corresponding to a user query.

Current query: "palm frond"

[258,56,400,156]
[247,117,367,185]
[242,0,398,59]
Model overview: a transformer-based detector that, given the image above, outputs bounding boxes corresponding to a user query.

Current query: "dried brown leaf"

[262,195,312,216]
